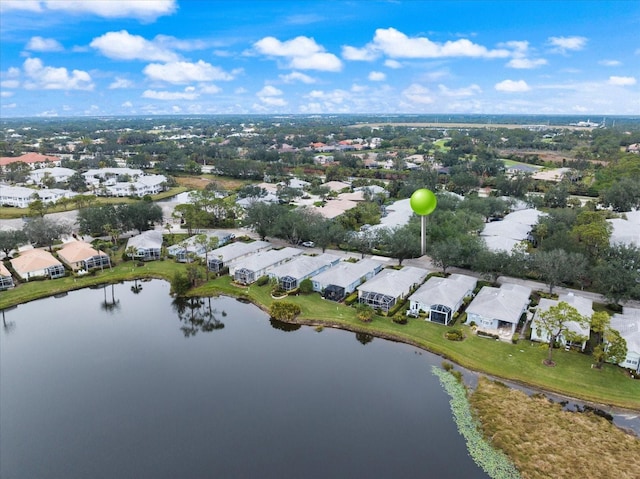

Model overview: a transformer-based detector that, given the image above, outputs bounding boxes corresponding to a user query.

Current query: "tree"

[536,301,588,366]
[570,211,611,259]
[532,249,587,294]
[27,198,47,218]
[78,205,119,236]
[194,234,219,281]
[592,329,627,370]
[380,225,421,266]
[243,202,286,240]
[299,278,313,294]
[0,229,28,257]
[22,217,72,251]
[593,244,640,304]
[118,200,163,233]
[429,239,464,274]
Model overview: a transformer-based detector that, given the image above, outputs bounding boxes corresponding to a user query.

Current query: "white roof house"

[268,253,341,291]
[126,230,163,261]
[408,273,477,324]
[530,293,593,351]
[28,167,76,186]
[167,230,234,262]
[206,240,271,272]
[83,167,144,186]
[480,208,546,253]
[0,184,75,208]
[232,247,303,285]
[358,266,429,313]
[466,283,531,339]
[610,307,640,373]
[608,210,640,248]
[311,258,384,299]
[104,174,167,197]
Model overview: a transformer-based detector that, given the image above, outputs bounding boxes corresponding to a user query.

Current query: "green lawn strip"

[4,273,640,410]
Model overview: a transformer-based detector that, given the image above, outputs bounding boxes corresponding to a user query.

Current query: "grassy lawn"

[3,271,640,410]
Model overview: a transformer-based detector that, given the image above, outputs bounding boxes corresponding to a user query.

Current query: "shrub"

[392,315,408,325]
[511,332,520,344]
[445,328,464,341]
[299,278,313,294]
[344,292,359,305]
[442,361,454,372]
[355,303,375,322]
[256,275,269,286]
[269,301,301,321]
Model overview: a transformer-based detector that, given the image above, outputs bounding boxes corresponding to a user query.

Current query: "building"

[126,230,163,261]
[407,273,477,324]
[0,152,61,169]
[57,240,111,271]
[358,266,429,313]
[481,208,546,253]
[0,184,75,208]
[530,293,592,351]
[28,167,76,186]
[0,262,15,290]
[466,283,531,340]
[311,258,384,301]
[167,230,234,262]
[231,247,303,285]
[610,307,640,373]
[10,248,66,281]
[206,240,271,272]
[268,253,341,291]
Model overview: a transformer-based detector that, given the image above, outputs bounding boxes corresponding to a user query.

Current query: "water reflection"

[172,296,225,337]
[130,278,143,294]
[100,283,120,313]
[269,318,301,332]
[355,332,375,345]
[2,309,16,334]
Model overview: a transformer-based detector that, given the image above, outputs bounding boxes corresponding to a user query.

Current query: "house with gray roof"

[408,273,477,324]
[268,253,341,291]
[530,293,592,351]
[232,247,303,285]
[480,208,546,253]
[466,283,531,340]
[311,258,384,301]
[126,230,163,261]
[358,266,429,313]
[610,307,640,373]
[207,240,271,272]
[167,230,234,262]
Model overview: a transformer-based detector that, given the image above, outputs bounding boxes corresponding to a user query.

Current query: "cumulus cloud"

[343,28,510,61]
[495,79,531,92]
[253,36,342,71]
[438,84,482,97]
[256,85,287,107]
[1,91,14,98]
[122,101,133,108]
[90,30,179,62]
[23,57,93,90]
[25,36,63,52]
[500,40,547,69]
[608,76,636,86]
[3,0,177,21]
[548,36,587,53]
[402,84,433,104]
[1,80,20,89]
[279,71,316,84]
[109,77,133,89]
[142,88,199,100]
[599,60,621,67]
[384,59,403,69]
[143,60,234,84]
[368,71,386,82]
[507,57,547,69]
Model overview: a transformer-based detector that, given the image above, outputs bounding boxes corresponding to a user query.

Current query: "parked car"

[301,241,315,248]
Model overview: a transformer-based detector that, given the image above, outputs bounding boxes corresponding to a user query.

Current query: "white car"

[301,241,315,248]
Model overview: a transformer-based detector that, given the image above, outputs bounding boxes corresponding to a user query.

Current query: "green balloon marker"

[410,188,437,255]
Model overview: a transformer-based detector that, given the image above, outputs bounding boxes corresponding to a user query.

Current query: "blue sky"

[1,0,638,118]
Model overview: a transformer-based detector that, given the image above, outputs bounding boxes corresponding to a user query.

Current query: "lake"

[1,280,487,479]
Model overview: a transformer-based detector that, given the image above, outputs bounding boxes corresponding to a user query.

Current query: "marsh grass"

[469,377,640,479]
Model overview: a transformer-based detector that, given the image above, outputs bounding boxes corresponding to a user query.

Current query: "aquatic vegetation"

[432,366,521,479]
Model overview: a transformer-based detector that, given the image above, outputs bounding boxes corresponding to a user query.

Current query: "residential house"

[530,293,592,351]
[10,248,66,281]
[57,240,111,271]
[466,283,532,340]
[207,240,271,272]
[311,258,384,301]
[481,208,546,253]
[167,230,234,262]
[28,167,76,186]
[0,152,61,170]
[0,185,75,208]
[358,266,429,313]
[407,273,477,324]
[268,253,341,291]
[126,230,163,261]
[0,262,14,290]
[610,307,640,373]
[231,247,303,285]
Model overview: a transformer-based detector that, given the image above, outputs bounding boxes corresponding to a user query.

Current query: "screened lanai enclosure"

[47,264,66,279]
[429,304,453,325]
[323,284,345,302]
[359,291,396,313]
[208,258,224,272]
[234,268,256,285]
[280,275,297,292]
[84,254,111,270]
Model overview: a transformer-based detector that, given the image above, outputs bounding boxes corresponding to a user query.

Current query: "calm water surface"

[1,280,487,479]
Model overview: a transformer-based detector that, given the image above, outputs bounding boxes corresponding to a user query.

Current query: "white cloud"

[256,85,287,107]
[279,71,316,84]
[548,36,587,53]
[257,85,283,97]
[599,59,621,67]
[90,30,179,62]
[608,76,636,86]
[109,77,133,89]
[0,1,42,12]
[2,103,17,109]
[142,88,199,100]
[507,57,547,69]
[43,0,176,21]
[122,101,133,108]
[384,59,403,69]
[1,91,14,98]
[368,71,386,82]
[495,79,531,92]
[438,84,481,97]
[200,84,222,94]
[26,36,63,52]
[342,45,378,61]
[23,57,93,90]
[402,84,433,104]
[144,60,234,84]
[253,36,342,71]
[343,28,510,60]
[1,80,20,88]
